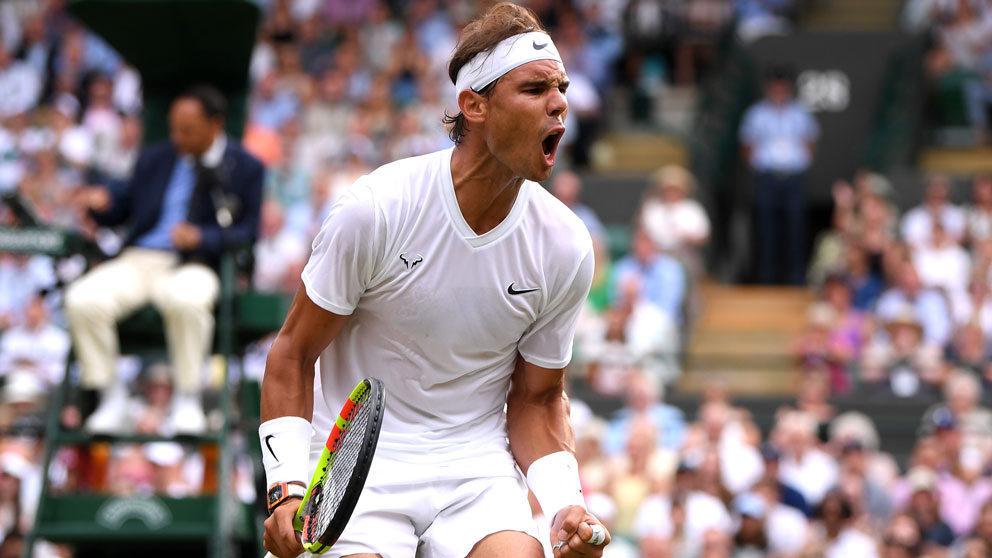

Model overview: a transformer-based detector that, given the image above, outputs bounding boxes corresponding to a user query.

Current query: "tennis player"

[260,3,609,557]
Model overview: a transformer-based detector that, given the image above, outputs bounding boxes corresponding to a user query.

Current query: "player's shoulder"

[525,181,593,258]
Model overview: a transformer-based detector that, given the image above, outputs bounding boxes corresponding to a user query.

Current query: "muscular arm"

[507,356,609,556]
[506,356,574,474]
[260,287,349,422]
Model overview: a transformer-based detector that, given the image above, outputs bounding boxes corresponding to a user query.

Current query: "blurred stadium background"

[0,0,991,556]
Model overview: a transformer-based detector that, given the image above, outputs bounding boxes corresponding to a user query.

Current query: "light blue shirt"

[603,404,687,456]
[740,99,819,173]
[874,288,953,347]
[134,157,195,250]
[610,253,687,325]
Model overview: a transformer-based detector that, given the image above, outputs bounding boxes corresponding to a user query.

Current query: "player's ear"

[458,89,487,124]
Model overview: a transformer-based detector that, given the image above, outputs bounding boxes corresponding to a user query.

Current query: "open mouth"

[541,129,563,162]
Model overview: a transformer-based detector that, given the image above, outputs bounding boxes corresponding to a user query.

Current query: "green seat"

[605,223,632,262]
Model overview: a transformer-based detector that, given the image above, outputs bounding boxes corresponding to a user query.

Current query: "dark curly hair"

[443,2,546,144]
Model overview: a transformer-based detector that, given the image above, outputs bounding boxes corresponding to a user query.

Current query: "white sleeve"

[301,183,380,315]
[517,244,595,369]
[679,201,711,239]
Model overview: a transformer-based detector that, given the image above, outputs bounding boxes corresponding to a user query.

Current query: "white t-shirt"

[302,148,594,479]
[912,242,971,301]
[900,204,966,248]
[640,198,711,252]
[0,323,71,386]
[778,448,839,506]
[633,491,732,551]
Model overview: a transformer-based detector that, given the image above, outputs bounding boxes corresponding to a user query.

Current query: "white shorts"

[306,392,541,557]
[315,473,541,558]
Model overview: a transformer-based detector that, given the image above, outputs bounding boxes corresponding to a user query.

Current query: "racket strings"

[312,395,373,538]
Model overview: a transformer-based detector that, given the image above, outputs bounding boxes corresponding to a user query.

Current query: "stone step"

[801,0,901,31]
[919,147,992,174]
[681,285,811,395]
[591,133,688,173]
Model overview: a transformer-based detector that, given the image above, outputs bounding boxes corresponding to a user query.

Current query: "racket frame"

[292,377,385,553]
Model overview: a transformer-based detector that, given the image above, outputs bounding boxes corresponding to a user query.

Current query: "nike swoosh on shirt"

[508,282,540,295]
[264,434,279,462]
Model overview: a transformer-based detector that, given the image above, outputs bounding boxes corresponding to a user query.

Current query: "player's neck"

[450,143,524,235]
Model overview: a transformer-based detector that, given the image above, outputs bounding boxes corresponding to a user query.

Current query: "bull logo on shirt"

[399,252,423,270]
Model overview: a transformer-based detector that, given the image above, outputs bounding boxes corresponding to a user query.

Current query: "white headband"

[454,31,562,105]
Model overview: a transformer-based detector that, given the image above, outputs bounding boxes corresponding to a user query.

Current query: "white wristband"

[526,451,585,522]
[259,416,312,487]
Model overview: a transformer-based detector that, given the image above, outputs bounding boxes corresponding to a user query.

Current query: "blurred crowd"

[1,1,988,558]
[804,171,992,399]
[904,0,992,142]
[564,366,992,558]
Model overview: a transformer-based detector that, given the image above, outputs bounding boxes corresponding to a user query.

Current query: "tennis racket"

[265,377,385,557]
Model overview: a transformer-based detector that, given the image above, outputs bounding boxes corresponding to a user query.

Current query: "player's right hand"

[551,504,611,557]
[263,498,304,558]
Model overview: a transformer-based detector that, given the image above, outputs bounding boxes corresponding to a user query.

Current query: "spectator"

[822,274,869,360]
[904,480,955,550]
[550,170,606,243]
[878,513,923,558]
[611,227,687,326]
[603,371,687,456]
[952,275,992,339]
[0,254,55,330]
[634,464,734,556]
[0,42,41,120]
[837,440,892,523]
[923,0,992,140]
[846,239,886,311]
[751,476,810,554]
[730,492,768,557]
[951,501,992,557]
[900,174,966,250]
[0,293,70,388]
[912,220,971,308]
[920,372,992,447]
[65,84,264,436]
[639,165,711,277]
[794,302,851,393]
[948,323,991,378]
[252,199,307,293]
[734,0,796,42]
[609,416,673,537]
[938,446,992,536]
[773,410,838,508]
[757,443,809,516]
[129,363,174,436]
[807,490,879,558]
[861,305,944,396]
[875,258,954,347]
[965,173,992,244]
[586,228,686,385]
[739,66,819,285]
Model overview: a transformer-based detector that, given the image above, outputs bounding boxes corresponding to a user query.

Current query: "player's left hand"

[550,505,610,557]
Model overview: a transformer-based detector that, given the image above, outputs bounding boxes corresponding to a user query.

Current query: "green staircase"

[26,256,291,558]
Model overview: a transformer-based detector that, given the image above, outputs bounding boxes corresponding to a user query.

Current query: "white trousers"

[65,248,220,393]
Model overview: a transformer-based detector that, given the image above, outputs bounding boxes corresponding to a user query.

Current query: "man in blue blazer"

[66,84,264,435]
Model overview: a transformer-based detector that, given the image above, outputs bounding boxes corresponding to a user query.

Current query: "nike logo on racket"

[264,434,279,462]
[507,282,540,295]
